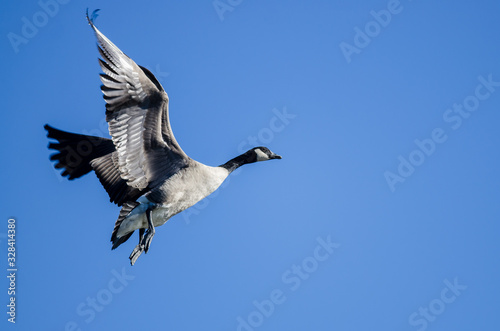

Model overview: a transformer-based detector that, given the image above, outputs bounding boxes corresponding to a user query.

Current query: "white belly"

[116,197,173,238]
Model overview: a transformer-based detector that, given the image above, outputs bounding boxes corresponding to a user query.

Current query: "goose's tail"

[44,124,115,180]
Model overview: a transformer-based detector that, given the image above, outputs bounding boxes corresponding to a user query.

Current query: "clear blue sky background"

[1,0,499,330]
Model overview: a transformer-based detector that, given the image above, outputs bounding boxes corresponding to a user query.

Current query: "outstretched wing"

[87,13,189,195]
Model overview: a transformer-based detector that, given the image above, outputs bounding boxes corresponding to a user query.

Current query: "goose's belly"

[116,191,211,237]
[115,198,172,238]
[116,165,229,237]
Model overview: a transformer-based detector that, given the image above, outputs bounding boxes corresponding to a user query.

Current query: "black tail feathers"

[44,124,115,180]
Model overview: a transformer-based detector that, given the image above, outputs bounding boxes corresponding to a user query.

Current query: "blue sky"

[1,0,500,330]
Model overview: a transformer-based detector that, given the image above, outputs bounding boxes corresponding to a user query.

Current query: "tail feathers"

[45,124,116,180]
[111,201,140,250]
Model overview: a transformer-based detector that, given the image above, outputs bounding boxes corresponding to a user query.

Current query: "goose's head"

[248,147,282,162]
[221,147,281,172]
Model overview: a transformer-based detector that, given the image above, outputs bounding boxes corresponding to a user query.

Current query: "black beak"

[271,153,282,160]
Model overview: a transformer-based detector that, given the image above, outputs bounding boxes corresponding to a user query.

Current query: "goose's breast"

[156,164,229,214]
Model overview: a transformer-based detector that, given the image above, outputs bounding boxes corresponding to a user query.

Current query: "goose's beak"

[271,153,282,160]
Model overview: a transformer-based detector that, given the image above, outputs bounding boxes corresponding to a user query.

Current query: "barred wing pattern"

[87,15,188,196]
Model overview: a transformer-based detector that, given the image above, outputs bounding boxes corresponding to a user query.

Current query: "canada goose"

[45,13,281,265]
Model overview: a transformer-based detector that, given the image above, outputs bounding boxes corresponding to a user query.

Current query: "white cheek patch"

[255,148,269,161]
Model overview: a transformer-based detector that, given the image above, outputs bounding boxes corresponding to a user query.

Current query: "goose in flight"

[45,12,281,265]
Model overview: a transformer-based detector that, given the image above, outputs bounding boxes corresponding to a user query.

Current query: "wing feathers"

[87,14,188,193]
[90,153,143,206]
[45,125,116,180]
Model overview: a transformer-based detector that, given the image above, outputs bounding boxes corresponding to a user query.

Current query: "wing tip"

[86,8,101,27]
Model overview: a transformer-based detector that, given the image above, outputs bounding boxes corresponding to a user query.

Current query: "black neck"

[220,151,256,173]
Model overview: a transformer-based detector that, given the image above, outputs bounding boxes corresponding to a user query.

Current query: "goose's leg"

[138,228,145,243]
[129,228,145,266]
[128,208,155,265]
[142,207,155,253]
